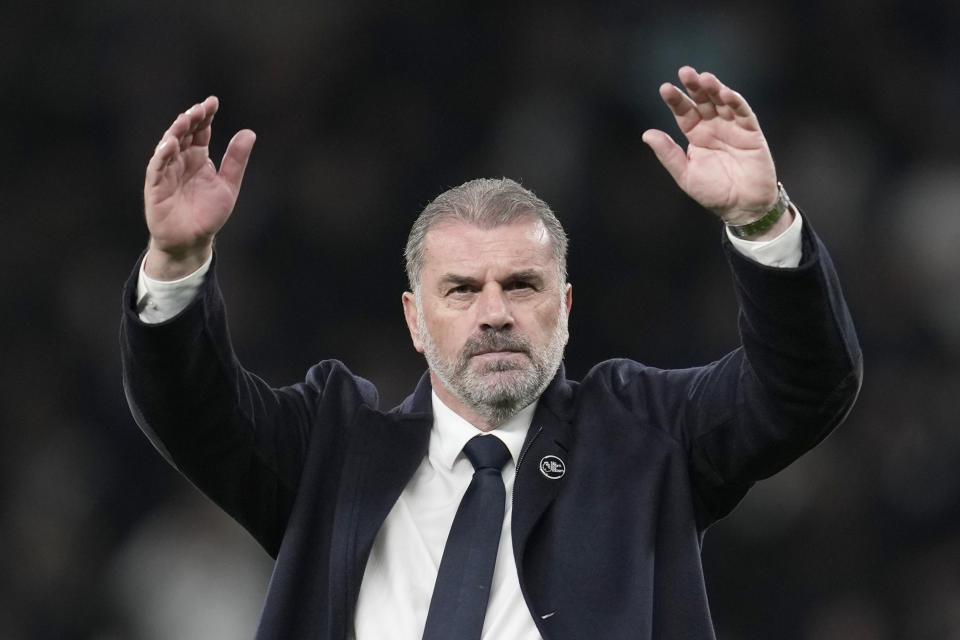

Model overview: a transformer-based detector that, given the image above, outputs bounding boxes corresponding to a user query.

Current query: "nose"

[477,284,513,331]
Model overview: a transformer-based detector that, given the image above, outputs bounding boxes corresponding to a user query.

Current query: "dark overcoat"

[120,223,862,639]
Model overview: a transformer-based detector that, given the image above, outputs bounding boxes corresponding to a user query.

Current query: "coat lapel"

[512,366,576,567]
[351,371,434,555]
[327,373,433,638]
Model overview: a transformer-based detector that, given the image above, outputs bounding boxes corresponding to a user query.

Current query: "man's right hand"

[143,96,255,280]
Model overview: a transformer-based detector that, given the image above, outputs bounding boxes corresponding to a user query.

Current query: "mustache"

[461,330,532,358]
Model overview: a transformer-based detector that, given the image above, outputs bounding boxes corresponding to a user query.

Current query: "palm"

[679,121,775,216]
[642,67,778,224]
[147,147,237,250]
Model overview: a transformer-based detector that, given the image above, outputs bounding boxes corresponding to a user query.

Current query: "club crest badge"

[539,455,566,480]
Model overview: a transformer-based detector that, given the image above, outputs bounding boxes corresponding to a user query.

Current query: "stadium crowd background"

[2,1,959,637]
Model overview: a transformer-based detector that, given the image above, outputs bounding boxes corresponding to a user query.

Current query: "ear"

[564,283,573,316]
[402,291,425,353]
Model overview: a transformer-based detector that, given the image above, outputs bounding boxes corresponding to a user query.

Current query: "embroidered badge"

[539,455,566,480]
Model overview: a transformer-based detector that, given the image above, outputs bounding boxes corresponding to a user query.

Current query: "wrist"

[144,239,213,281]
[725,182,791,239]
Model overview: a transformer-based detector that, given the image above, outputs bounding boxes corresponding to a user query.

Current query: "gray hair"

[404,178,568,292]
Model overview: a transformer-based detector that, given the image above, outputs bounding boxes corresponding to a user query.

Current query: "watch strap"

[726,182,790,239]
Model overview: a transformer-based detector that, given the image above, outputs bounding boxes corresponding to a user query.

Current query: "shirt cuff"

[725,208,803,268]
[136,254,212,324]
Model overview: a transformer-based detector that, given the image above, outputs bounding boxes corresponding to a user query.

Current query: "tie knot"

[463,435,510,472]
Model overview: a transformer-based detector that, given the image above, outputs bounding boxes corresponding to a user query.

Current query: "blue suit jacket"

[120,222,861,639]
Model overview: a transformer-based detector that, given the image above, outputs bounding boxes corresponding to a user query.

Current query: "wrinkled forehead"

[421,216,554,266]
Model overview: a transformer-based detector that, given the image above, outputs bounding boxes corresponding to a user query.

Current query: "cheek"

[530,300,565,333]
[424,309,472,350]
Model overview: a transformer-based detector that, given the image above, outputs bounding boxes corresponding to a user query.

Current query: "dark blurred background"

[2,1,959,638]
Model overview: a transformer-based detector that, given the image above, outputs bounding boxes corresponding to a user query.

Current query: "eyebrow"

[438,274,481,289]
[437,269,545,289]
[504,269,544,285]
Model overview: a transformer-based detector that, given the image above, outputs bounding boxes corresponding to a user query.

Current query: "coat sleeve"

[119,252,378,555]
[610,217,862,528]
[693,217,861,525]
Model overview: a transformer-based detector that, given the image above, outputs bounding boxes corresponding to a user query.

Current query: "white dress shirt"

[134,212,804,639]
[351,393,541,639]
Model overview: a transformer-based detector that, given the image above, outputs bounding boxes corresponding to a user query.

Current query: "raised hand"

[143,96,256,279]
[642,66,779,226]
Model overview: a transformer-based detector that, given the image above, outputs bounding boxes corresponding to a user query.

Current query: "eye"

[447,284,476,296]
[504,280,536,292]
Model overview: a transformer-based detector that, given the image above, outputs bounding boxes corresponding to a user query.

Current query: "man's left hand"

[642,66,779,226]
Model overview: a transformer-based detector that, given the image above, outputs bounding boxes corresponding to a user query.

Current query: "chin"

[474,369,536,397]
[471,355,527,374]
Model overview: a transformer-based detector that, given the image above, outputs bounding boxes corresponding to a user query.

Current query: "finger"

[677,67,718,120]
[717,86,752,117]
[145,134,180,187]
[698,72,723,101]
[145,98,217,188]
[164,111,191,146]
[179,103,205,151]
[183,97,216,130]
[191,96,219,148]
[218,129,257,194]
[160,96,218,147]
[176,96,219,150]
[659,82,701,133]
[197,95,220,121]
[160,111,195,152]
[698,72,736,121]
[717,86,760,130]
[641,129,688,187]
[698,73,759,127]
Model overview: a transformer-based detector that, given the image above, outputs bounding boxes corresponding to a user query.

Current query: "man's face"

[402,216,572,427]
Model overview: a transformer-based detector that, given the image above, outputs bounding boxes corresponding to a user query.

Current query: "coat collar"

[395,370,434,415]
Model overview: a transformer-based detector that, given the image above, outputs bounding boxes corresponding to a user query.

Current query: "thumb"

[219,129,257,194]
[641,129,687,188]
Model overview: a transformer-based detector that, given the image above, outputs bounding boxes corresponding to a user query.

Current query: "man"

[121,67,862,639]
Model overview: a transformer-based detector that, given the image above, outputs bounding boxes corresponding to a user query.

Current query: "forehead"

[421,217,555,277]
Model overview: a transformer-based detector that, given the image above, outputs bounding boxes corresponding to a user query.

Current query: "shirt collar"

[430,391,536,471]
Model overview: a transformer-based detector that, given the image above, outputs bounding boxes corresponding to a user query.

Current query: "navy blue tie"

[422,435,511,640]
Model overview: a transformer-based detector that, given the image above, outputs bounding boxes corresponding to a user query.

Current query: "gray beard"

[417,300,568,427]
